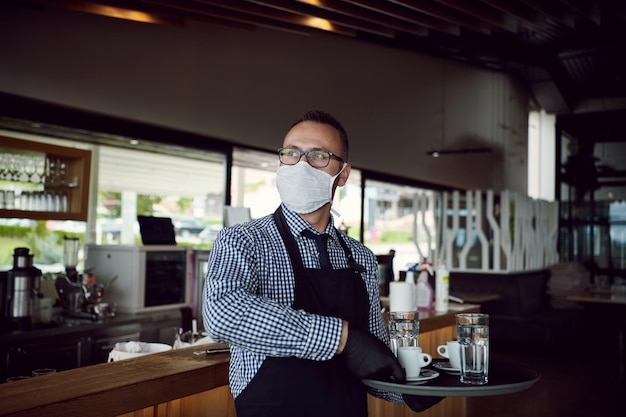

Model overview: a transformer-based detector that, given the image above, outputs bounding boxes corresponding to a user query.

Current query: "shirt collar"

[280,203,338,241]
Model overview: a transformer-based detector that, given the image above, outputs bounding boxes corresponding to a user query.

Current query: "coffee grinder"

[6,247,42,329]
[63,236,80,282]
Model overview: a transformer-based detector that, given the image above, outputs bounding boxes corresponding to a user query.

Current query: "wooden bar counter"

[0,304,478,417]
[0,344,233,417]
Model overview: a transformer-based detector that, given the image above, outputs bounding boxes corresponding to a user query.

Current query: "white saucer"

[432,361,461,375]
[406,369,440,383]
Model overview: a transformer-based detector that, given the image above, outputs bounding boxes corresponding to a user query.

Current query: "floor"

[466,306,625,417]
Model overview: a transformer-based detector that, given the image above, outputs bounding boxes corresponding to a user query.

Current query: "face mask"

[276,161,346,214]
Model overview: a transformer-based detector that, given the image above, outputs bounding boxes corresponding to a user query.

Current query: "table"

[364,360,540,397]
[566,292,626,305]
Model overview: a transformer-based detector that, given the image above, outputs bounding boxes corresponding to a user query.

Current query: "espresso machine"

[6,247,42,329]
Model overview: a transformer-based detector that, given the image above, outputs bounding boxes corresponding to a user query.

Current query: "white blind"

[97,145,225,197]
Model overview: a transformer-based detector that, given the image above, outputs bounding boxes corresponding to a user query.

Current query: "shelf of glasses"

[0,136,91,221]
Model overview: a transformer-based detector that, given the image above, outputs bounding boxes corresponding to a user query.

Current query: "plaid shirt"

[203,204,402,403]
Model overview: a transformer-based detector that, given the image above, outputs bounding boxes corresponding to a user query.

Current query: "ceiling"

[6,0,626,176]
[12,0,626,116]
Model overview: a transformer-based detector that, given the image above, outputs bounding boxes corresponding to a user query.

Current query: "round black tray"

[363,360,540,397]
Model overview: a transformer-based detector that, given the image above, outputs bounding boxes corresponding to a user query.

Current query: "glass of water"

[388,310,420,357]
[456,313,489,385]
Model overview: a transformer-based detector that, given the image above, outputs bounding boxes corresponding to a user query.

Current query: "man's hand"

[340,323,405,382]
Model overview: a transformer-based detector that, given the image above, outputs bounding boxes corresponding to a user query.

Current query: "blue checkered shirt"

[203,204,403,403]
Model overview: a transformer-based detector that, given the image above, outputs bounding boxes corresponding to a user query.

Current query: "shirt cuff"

[301,315,343,361]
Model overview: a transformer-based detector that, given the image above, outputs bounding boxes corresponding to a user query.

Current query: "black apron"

[235,208,371,417]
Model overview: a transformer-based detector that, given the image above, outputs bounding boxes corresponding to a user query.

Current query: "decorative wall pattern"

[415,190,559,272]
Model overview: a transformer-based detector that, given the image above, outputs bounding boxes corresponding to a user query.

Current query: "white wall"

[0,4,530,193]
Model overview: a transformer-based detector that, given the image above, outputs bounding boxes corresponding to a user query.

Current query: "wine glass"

[35,156,46,184]
[8,154,23,181]
[0,154,9,180]
[23,156,37,183]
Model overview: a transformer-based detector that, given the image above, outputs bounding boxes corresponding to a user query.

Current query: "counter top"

[0,310,180,342]
[0,343,230,417]
[566,292,626,305]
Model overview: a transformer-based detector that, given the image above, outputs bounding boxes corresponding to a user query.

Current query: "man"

[204,110,441,416]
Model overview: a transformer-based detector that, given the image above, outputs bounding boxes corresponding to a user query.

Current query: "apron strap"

[273,207,307,278]
[335,232,367,274]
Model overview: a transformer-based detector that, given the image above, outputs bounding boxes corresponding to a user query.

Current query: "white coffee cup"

[397,346,432,379]
[437,340,461,369]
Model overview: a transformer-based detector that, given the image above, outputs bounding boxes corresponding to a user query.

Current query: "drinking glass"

[6,375,31,382]
[23,156,37,182]
[32,368,56,377]
[388,310,419,356]
[456,313,489,385]
[0,153,9,180]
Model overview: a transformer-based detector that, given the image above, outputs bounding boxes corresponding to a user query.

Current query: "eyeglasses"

[278,147,345,168]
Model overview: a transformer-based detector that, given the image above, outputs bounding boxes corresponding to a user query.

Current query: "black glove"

[341,324,405,383]
[402,394,445,412]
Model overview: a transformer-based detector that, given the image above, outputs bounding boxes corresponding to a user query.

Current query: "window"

[94,143,226,247]
[231,147,280,219]
[363,179,438,277]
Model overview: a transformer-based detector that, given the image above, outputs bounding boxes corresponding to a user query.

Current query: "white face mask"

[276,161,346,214]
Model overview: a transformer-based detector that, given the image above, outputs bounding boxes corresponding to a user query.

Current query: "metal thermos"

[7,247,42,328]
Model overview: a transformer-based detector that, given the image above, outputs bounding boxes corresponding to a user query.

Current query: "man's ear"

[336,163,351,187]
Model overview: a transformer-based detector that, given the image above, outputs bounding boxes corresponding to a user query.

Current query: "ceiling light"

[46,1,181,25]
[301,16,334,31]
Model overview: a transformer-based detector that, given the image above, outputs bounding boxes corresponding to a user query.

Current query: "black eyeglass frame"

[277,147,345,168]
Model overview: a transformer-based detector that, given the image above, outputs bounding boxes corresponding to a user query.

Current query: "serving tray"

[363,361,540,397]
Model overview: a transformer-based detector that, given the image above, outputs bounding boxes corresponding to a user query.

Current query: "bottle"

[415,260,433,311]
[435,263,450,312]
[405,263,418,311]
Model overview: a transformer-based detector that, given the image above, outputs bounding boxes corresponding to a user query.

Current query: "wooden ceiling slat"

[435,0,519,33]
[187,0,360,36]
[480,0,547,29]
[289,0,429,38]
[386,0,491,35]
[144,0,355,37]
[135,0,323,36]
[134,0,257,31]
[560,0,602,25]
[346,0,461,35]
[243,0,396,38]
[519,0,576,27]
